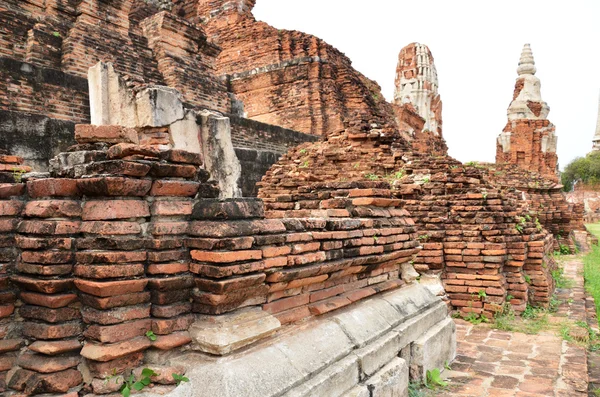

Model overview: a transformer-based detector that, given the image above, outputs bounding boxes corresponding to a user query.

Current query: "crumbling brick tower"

[496,44,559,182]
[392,43,448,156]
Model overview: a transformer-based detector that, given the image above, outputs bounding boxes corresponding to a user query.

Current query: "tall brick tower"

[592,91,600,151]
[496,44,559,182]
[392,43,447,155]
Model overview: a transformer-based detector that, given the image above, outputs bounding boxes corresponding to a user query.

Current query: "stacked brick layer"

[0,0,230,123]
[258,129,559,318]
[0,123,423,395]
[484,163,585,252]
[175,0,400,138]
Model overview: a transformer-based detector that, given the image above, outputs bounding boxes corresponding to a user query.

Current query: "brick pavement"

[435,257,591,397]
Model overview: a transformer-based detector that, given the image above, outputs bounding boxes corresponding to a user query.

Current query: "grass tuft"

[584,224,600,324]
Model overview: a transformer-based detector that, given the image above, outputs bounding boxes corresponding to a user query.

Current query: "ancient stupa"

[593,91,600,151]
[496,44,559,181]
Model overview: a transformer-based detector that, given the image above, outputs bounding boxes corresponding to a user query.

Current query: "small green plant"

[515,216,527,234]
[373,235,379,243]
[464,312,489,325]
[523,274,531,284]
[52,31,61,38]
[145,330,157,341]
[559,243,570,255]
[560,323,573,342]
[299,160,309,168]
[465,161,478,166]
[477,289,487,299]
[506,294,514,302]
[353,163,360,169]
[525,214,532,221]
[425,368,447,389]
[365,173,379,181]
[551,267,574,289]
[172,373,189,386]
[535,218,543,232]
[120,368,158,397]
[12,168,25,183]
[417,234,430,241]
[299,148,307,154]
[444,361,452,370]
[422,177,430,183]
[408,381,428,397]
[482,191,488,200]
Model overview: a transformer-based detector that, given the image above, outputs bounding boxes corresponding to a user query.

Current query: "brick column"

[76,175,153,393]
[0,172,25,393]
[10,178,83,395]
[146,151,203,351]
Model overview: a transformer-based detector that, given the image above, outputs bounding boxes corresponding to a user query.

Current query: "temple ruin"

[0,0,591,396]
[593,92,600,152]
[496,44,559,182]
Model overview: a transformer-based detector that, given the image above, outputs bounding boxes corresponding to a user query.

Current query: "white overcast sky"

[253,1,600,169]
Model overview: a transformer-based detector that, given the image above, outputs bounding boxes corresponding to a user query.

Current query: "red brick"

[148,221,188,235]
[263,294,309,314]
[18,352,80,373]
[81,304,150,325]
[27,179,79,198]
[79,292,150,310]
[147,262,189,275]
[28,339,82,355]
[74,263,145,279]
[151,200,193,216]
[77,177,152,197]
[75,124,138,144]
[190,250,262,263]
[82,200,150,220]
[75,279,148,297]
[0,183,25,198]
[23,200,81,218]
[19,292,77,308]
[150,180,200,197]
[11,276,73,294]
[84,319,151,343]
[75,251,146,264]
[80,221,141,235]
[22,322,82,340]
[0,200,23,216]
[80,337,151,362]
[151,314,194,334]
[21,251,73,264]
[151,331,192,350]
[17,220,80,235]
[308,296,351,315]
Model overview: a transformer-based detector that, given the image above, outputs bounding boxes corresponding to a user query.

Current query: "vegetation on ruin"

[408,367,449,397]
[584,223,600,322]
[561,151,600,191]
[107,368,189,396]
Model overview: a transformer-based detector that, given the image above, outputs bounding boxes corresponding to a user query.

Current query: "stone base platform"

[143,284,456,397]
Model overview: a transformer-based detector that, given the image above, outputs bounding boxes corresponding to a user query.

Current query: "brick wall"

[0,123,423,394]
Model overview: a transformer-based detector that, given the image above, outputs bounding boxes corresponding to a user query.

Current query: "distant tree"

[562,151,600,191]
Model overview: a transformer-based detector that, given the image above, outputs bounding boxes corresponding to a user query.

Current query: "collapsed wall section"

[182,0,399,137]
[258,128,558,317]
[0,112,446,396]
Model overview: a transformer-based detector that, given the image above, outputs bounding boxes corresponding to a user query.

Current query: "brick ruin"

[392,43,448,156]
[0,0,317,191]
[565,92,600,223]
[0,1,591,396]
[496,44,559,182]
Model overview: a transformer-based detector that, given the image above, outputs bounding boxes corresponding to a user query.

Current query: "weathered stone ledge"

[144,284,456,397]
[226,56,329,81]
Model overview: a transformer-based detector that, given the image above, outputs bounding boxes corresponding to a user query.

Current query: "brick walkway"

[436,257,592,397]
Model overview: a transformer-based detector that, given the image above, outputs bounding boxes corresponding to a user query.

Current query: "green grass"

[584,223,600,324]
